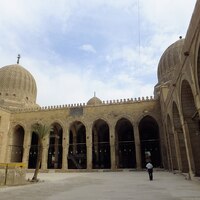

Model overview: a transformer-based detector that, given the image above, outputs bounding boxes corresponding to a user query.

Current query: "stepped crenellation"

[9,96,155,113]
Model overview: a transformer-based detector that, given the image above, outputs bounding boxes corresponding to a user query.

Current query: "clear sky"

[0,0,196,106]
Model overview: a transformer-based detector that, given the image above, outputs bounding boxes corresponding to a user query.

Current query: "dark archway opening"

[181,80,200,175]
[48,123,63,169]
[115,118,136,168]
[92,119,111,169]
[68,121,87,169]
[139,116,161,168]
[28,132,39,169]
[11,125,24,162]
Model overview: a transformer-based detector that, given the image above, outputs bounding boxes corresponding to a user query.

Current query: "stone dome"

[0,64,37,108]
[87,96,102,106]
[157,39,184,83]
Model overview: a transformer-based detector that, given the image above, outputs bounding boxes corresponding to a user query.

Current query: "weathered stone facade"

[155,0,200,178]
[0,0,200,179]
[0,96,162,171]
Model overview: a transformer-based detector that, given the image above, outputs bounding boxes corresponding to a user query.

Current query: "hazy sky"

[0,0,196,106]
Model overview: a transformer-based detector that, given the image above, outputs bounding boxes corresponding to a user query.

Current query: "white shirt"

[146,163,153,169]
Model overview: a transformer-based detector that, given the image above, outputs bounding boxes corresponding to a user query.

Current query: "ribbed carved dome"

[0,64,37,108]
[87,96,102,106]
[157,39,184,83]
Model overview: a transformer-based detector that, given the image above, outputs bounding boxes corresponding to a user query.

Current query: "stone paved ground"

[0,171,200,200]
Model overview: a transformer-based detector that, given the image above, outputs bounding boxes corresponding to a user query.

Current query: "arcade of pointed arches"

[165,75,200,176]
[9,115,162,171]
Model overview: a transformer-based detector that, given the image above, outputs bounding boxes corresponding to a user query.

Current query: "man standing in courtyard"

[146,162,153,181]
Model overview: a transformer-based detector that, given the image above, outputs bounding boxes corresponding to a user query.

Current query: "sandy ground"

[0,171,200,200]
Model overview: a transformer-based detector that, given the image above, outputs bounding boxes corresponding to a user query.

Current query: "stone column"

[86,126,92,170]
[166,131,173,171]
[181,120,195,178]
[22,146,31,166]
[62,127,69,170]
[109,125,116,170]
[134,124,141,170]
[163,124,172,170]
[115,127,119,168]
[6,128,13,163]
[62,145,67,170]
[93,128,99,166]
[22,128,32,167]
[174,130,182,171]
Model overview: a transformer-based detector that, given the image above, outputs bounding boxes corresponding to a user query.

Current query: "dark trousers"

[147,168,153,180]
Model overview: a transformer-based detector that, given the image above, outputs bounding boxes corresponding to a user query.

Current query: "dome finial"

[87,94,102,106]
[94,91,96,97]
[17,54,21,64]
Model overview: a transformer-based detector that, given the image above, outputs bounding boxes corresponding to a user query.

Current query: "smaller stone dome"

[87,96,102,106]
[157,39,184,83]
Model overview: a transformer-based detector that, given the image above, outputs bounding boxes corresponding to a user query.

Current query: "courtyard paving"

[0,171,200,200]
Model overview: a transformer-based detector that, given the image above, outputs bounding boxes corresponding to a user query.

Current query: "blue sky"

[0,0,196,106]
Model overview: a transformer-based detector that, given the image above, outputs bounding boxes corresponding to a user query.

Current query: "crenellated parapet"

[10,96,156,113]
[101,96,155,104]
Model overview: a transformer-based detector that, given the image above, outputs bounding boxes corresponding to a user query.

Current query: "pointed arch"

[28,130,39,169]
[139,115,161,168]
[172,102,189,173]
[115,118,136,168]
[181,80,200,175]
[10,125,24,162]
[48,122,63,169]
[92,119,111,169]
[68,121,87,169]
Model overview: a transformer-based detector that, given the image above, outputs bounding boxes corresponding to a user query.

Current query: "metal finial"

[94,91,96,97]
[17,54,21,64]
